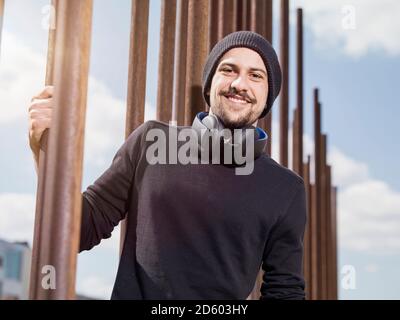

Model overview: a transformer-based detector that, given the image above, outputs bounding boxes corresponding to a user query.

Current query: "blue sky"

[0,0,399,299]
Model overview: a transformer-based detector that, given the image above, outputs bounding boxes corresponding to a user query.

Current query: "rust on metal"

[120,0,150,255]
[279,0,289,167]
[303,155,311,299]
[30,0,58,299]
[173,0,189,125]
[31,0,93,300]
[218,0,235,41]
[184,0,209,125]
[157,0,177,123]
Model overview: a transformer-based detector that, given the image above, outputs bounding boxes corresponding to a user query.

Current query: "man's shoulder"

[257,153,305,190]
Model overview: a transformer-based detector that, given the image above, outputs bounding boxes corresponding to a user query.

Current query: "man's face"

[207,47,269,129]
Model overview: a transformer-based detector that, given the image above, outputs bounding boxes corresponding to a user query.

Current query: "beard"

[212,103,254,129]
[211,87,261,129]
[212,95,260,129]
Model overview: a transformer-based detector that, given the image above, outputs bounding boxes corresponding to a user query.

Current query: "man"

[28,31,306,300]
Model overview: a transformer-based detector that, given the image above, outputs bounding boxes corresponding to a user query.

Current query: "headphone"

[192,112,267,163]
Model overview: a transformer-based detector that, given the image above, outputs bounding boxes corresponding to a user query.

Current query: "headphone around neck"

[191,112,267,163]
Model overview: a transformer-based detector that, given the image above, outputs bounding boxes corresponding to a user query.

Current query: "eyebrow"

[219,62,267,76]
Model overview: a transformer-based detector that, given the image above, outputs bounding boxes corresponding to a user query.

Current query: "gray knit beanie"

[202,31,282,119]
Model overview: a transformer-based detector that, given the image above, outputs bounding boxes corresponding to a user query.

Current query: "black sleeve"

[79,123,147,252]
[260,181,307,300]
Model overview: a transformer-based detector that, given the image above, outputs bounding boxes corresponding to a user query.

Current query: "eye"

[221,67,233,73]
[250,73,263,79]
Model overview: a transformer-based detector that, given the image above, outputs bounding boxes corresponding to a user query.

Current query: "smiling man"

[29,31,307,300]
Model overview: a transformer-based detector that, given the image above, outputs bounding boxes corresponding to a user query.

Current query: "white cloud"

[0,32,46,123]
[338,179,400,254]
[328,146,369,188]
[271,119,400,255]
[0,193,36,244]
[293,0,400,57]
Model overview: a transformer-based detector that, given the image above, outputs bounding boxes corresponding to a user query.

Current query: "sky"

[0,0,399,299]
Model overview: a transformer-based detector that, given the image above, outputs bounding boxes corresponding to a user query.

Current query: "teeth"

[227,96,247,104]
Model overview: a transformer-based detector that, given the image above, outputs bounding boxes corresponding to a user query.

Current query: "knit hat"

[202,31,282,119]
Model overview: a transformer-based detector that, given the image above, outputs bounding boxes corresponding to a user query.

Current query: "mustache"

[219,87,256,104]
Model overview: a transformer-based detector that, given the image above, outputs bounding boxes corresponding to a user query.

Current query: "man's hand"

[28,85,54,172]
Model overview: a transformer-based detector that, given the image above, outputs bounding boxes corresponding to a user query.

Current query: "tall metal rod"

[120,0,150,254]
[293,8,303,176]
[250,0,266,37]
[303,155,311,299]
[172,0,189,125]
[279,0,289,167]
[184,0,209,125]
[208,0,219,51]
[313,88,321,299]
[218,0,235,41]
[157,0,177,123]
[292,107,299,173]
[240,0,250,30]
[320,133,328,299]
[233,0,242,31]
[310,182,318,299]
[331,186,338,300]
[326,164,333,299]
[264,0,273,156]
[30,0,58,300]
[31,0,93,299]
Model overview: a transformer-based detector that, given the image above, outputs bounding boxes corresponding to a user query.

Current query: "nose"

[230,74,250,93]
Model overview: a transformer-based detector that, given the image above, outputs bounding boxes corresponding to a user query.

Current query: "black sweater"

[79,120,307,300]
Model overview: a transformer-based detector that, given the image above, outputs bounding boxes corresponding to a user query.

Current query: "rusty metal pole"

[233,0,242,31]
[208,0,219,51]
[30,0,58,299]
[120,0,150,255]
[264,0,273,156]
[326,164,333,299]
[184,0,209,125]
[279,0,289,167]
[310,182,318,299]
[293,8,303,176]
[0,0,4,56]
[31,0,93,300]
[218,0,235,41]
[157,0,177,123]
[172,0,189,125]
[241,0,250,30]
[331,186,338,300]
[292,107,299,173]
[313,88,321,300]
[320,133,328,299]
[303,155,311,299]
[250,0,266,37]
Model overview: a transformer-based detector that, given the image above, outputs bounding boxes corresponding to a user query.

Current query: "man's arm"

[260,181,307,300]
[79,123,146,252]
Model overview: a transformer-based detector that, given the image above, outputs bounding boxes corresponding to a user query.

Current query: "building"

[0,239,31,300]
